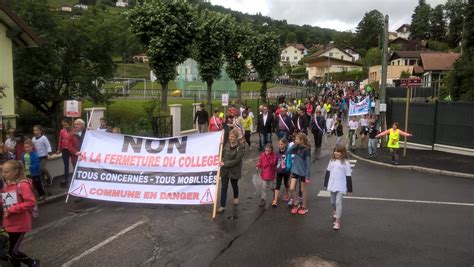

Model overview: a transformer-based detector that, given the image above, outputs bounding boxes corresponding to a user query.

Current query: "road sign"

[222,94,229,107]
[64,100,82,117]
[401,77,422,88]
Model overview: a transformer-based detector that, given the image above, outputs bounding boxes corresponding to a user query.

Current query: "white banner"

[349,97,370,116]
[68,131,223,205]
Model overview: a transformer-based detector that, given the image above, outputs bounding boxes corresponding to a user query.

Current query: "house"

[388,31,398,41]
[73,4,88,10]
[368,65,414,85]
[280,43,307,66]
[304,45,362,79]
[132,53,148,63]
[0,3,41,127]
[61,5,72,12]
[389,51,421,66]
[419,52,460,87]
[395,24,410,40]
[389,37,424,51]
[343,47,361,61]
[116,0,129,8]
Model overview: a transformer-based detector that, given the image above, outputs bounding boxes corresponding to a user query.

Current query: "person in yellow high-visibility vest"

[376,122,412,165]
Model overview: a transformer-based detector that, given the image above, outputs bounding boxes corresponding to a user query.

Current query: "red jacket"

[256,152,277,181]
[208,116,223,132]
[1,180,36,233]
[58,129,79,154]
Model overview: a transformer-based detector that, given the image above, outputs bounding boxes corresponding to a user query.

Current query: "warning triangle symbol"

[70,184,88,198]
[200,189,214,204]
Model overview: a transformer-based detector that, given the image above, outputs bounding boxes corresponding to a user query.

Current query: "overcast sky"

[209,0,447,32]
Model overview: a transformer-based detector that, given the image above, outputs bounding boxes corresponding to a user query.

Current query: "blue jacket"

[22,151,40,177]
[288,144,311,178]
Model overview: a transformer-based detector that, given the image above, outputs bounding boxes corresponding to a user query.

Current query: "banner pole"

[87,108,95,129]
[212,132,225,219]
[65,157,81,203]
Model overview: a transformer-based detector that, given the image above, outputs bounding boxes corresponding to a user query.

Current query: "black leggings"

[244,130,251,147]
[220,176,239,207]
[28,175,45,197]
[8,232,33,267]
[61,148,70,183]
[276,173,289,190]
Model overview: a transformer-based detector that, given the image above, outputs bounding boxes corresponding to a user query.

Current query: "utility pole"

[380,15,389,144]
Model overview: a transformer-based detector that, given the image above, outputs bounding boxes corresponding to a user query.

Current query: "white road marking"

[350,159,357,168]
[317,191,474,207]
[61,220,146,267]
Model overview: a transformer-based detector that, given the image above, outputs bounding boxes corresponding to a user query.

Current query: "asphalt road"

[22,135,474,267]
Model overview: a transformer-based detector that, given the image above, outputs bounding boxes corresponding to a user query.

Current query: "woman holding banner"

[217,129,245,213]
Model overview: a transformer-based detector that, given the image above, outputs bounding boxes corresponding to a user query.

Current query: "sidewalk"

[350,144,474,178]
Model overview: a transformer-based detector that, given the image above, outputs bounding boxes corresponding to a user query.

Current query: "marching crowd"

[196,81,411,232]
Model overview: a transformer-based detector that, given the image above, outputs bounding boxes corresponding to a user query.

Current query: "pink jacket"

[1,180,36,233]
[256,152,277,181]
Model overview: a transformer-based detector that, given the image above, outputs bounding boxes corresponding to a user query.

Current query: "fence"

[387,100,474,149]
[386,87,438,99]
[152,115,173,138]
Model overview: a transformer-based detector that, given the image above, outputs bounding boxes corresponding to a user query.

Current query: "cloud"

[210,0,447,31]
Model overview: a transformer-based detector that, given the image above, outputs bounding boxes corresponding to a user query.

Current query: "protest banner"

[349,97,370,116]
[67,131,223,205]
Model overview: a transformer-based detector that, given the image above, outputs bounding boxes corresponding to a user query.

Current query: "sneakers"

[333,221,341,230]
[216,207,225,213]
[291,205,299,214]
[288,198,294,207]
[297,207,308,215]
[233,198,239,205]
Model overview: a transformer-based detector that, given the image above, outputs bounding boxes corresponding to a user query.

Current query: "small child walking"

[256,143,277,207]
[324,146,353,230]
[22,139,46,201]
[273,138,291,206]
[288,133,311,215]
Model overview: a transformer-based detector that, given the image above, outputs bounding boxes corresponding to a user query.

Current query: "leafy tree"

[445,0,467,48]
[400,70,411,78]
[446,0,474,101]
[359,48,382,68]
[223,23,255,103]
[355,10,384,50]
[411,0,432,40]
[430,4,447,42]
[333,31,356,48]
[427,40,450,51]
[285,32,297,44]
[11,1,115,129]
[128,0,197,111]
[193,10,232,104]
[250,32,281,102]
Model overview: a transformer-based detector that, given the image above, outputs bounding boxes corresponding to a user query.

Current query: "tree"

[128,0,197,111]
[445,0,467,48]
[411,0,432,40]
[446,0,474,101]
[360,48,382,68]
[223,23,255,103]
[355,10,384,50]
[285,32,297,44]
[400,70,411,78]
[193,10,232,104]
[250,32,280,102]
[430,4,447,42]
[11,1,115,129]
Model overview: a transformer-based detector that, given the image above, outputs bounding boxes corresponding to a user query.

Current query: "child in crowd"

[367,121,378,158]
[1,160,40,266]
[97,117,108,132]
[22,139,45,201]
[256,143,277,208]
[334,118,344,146]
[4,128,16,160]
[376,122,412,165]
[32,125,53,186]
[324,146,353,230]
[288,133,311,215]
[326,113,334,135]
[348,116,359,151]
[273,138,291,206]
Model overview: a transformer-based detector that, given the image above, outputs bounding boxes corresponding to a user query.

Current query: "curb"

[39,192,68,207]
[348,152,474,179]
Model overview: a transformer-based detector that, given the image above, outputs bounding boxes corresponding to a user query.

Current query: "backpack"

[16,181,39,219]
[0,227,9,259]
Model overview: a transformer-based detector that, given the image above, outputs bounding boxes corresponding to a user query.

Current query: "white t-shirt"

[326,118,334,132]
[359,118,369,127]
[32,135,52,157]
[326,159,352,193]
[348,120,359,130]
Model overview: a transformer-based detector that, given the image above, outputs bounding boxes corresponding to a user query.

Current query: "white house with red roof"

[280,43,307,66]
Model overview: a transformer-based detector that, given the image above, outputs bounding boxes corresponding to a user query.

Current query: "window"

[409,60,416,65]
[329,52,334,57]
[281,57,285,61]
[295,50,297,53]
[397,60,400,66]
[405,60,408,65]
[294,56,298,60]
[286,57,289,61]
[341,56,343,60]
